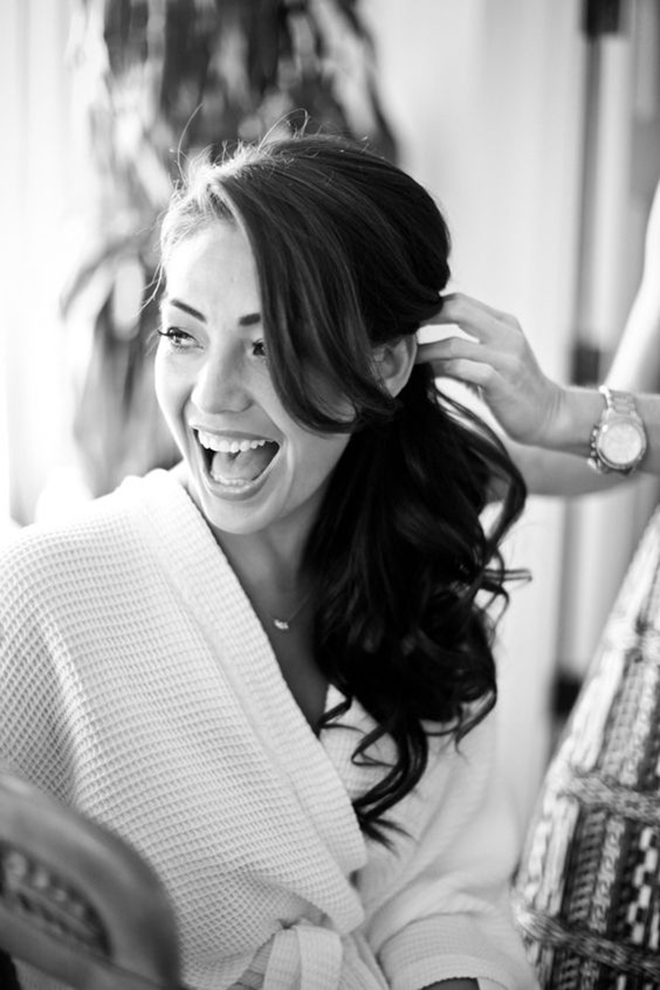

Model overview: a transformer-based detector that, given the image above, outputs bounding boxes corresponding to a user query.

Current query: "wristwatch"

[587,385,648,475]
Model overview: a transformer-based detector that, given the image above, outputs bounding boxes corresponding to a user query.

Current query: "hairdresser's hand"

[417,292,565,446]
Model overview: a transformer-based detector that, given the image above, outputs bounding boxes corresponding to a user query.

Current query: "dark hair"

[161,133,527,842]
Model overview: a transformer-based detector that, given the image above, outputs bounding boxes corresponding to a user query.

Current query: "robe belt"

[262,921,343,989]
[253,919,390,990]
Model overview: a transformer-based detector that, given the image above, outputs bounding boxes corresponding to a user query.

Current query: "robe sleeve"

[0,531,72,801]
[355,710,539,990]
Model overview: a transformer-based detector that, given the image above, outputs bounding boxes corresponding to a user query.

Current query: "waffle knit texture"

[0,469,537,990]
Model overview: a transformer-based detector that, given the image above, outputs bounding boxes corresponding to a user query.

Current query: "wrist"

[540,386,606,456]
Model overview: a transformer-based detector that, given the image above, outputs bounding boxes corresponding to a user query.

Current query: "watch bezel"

[593,415,648,472]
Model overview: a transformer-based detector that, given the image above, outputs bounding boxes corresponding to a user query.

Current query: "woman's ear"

[373,335,418,396]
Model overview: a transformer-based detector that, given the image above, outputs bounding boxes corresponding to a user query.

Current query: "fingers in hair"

[424,292,520,341]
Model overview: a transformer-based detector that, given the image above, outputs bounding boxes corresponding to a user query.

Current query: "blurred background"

[1,0,659,835]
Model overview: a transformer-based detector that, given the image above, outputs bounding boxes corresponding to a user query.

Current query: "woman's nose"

[190,349,250,414]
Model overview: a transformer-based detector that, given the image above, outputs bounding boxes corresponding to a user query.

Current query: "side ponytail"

[309,363,526,841]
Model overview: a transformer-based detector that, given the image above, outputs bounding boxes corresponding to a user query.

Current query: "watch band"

[601,384,638,418]
[588,387,608,474]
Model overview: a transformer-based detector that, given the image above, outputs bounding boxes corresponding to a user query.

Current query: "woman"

[0,134,536,989]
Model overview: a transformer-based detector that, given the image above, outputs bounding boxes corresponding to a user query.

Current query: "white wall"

[363,0,587,830]
[1,0,82,526]
[0,0,24,533]
[555,0,660,680]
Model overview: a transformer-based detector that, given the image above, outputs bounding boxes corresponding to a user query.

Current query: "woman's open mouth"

[196,430,280,488]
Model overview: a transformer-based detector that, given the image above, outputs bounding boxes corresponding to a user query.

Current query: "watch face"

[599,419,646,468]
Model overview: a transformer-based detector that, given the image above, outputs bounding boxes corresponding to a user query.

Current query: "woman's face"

[155,222,351,540]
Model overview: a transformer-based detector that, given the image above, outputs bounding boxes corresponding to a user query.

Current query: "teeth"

[197,431,270,453]
[209,475,253,488]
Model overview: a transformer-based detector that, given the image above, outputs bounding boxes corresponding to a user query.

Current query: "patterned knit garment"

[514,508,660,989]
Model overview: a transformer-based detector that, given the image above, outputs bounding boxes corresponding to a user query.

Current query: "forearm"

[504,439,624,497]
[607,285,660,391]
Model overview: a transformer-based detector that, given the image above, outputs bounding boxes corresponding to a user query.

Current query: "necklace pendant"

[273,618,290,632]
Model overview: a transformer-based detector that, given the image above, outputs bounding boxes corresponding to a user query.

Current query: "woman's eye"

[157,326,194,348]
[251,339,267,359]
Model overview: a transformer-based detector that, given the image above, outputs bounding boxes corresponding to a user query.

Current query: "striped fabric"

[514,509,660,989]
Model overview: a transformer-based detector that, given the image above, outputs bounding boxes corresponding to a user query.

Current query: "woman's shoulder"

[0,469,183,598]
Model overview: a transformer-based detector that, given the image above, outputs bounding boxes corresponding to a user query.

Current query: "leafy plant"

[62,0,396,496]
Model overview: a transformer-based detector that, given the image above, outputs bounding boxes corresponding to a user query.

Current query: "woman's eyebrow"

[163,297,206,322]
[162,298,261,328]
[238,313,262,327]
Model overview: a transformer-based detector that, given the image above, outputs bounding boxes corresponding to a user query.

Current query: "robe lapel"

[128,470,368,932]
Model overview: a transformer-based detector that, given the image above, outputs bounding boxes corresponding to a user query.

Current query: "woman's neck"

[173,460,318,616]
[218,526,309,610]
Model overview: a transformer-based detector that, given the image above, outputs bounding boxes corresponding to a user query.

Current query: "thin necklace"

[269,590,313,632]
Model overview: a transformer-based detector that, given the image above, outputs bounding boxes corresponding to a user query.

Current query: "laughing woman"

[0,134,537,990]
